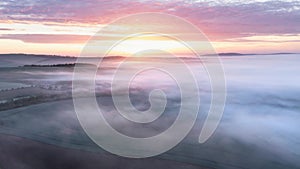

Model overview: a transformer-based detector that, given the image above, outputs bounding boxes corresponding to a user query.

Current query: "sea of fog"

[0,54,299,169]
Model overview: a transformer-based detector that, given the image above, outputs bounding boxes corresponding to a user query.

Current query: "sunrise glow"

[0,0,299,56]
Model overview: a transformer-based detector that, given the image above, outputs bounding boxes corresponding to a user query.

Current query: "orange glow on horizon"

[0,21,299,56]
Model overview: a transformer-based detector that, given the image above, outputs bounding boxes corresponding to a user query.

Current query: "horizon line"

[0,52,299,58]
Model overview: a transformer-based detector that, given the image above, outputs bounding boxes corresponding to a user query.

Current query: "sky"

[0,0,299,56]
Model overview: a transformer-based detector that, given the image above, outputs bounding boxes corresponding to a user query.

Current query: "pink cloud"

[0,34,90,44]
[0,0,299,44]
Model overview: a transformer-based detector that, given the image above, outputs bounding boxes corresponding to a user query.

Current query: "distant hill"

[211,52,297,56]
[204,52,298,56]
[217,53,250,56]
[0,54,76,67]
[0,53,298,67]
[23,63,94,68]
[23,63,76,67]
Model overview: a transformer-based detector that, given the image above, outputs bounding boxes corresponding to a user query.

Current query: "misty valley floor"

[0,54,300,169]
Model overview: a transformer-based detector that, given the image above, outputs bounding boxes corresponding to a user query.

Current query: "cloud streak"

[0,34,90,43]
[0,0,299,54]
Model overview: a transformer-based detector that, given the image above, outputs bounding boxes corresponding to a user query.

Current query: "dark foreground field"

[0,134,206,169]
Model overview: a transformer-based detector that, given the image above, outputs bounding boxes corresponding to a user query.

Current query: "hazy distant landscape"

[1,0,299,168]
[0,53,299,169]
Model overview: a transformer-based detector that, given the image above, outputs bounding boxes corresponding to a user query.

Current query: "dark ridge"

[22,63,93,67]
[23,63,76,67]
[214,52,298,56]
[218,53,250,56]
[269,52,298,55]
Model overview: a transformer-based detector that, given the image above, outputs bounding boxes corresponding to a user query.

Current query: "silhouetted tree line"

[0,91,73,111]
[0,85,35,92]
[23,63,76,67]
